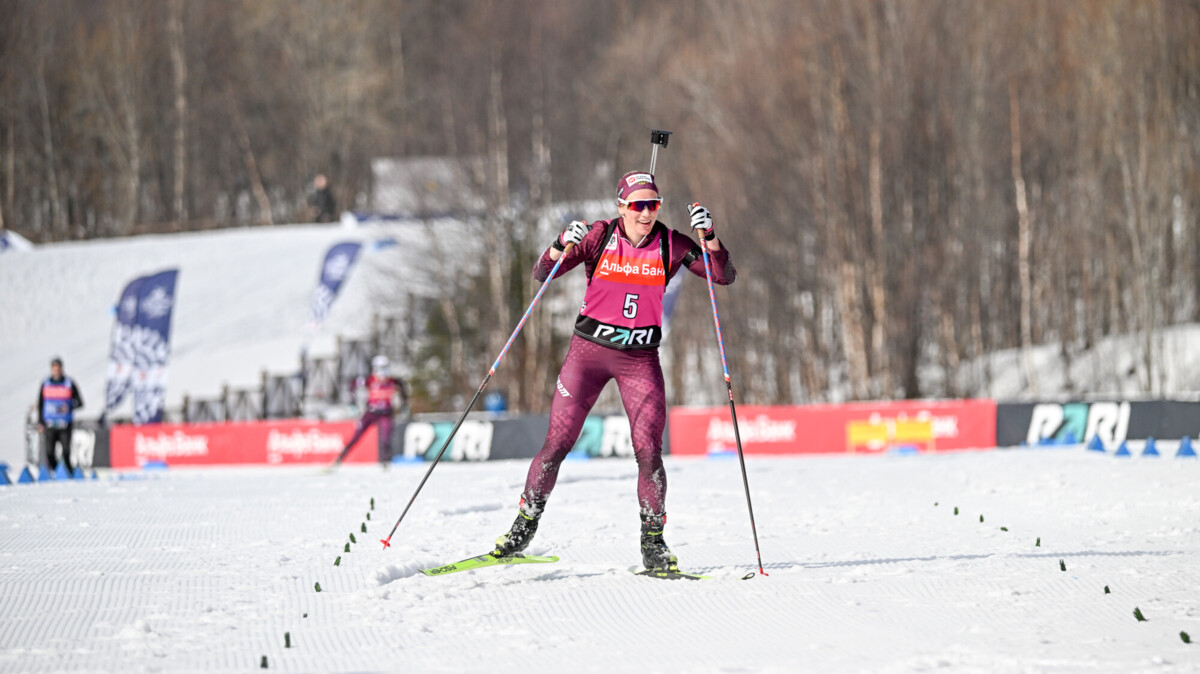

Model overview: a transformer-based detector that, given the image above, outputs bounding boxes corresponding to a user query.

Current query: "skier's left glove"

[688,203,716,241]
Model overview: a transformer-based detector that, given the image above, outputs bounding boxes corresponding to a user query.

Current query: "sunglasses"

[619,198,662,212]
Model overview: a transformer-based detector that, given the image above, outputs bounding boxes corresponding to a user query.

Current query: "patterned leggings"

[521,335,667,516]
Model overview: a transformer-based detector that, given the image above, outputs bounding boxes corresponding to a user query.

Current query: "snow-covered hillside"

[0,223,412,468]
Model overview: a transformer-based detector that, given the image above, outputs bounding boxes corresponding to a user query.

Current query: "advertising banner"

[104,269,179,424]
[996,400,1200,447]
[669,400,998,456]
[310,242,362,324]
[130,270,179,424]
[107,414,643,469]
[391,414,640,462]
[105,276,145,411]
[109,420,374,468]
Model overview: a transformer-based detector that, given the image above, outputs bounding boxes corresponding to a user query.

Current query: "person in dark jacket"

[37,357,84,473]
[308,174,337,223]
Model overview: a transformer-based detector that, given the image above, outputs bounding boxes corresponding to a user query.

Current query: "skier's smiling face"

[617,188,660,246]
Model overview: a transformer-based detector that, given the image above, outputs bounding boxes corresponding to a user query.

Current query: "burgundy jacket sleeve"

[670,229,736,285]
[532,220,612,282]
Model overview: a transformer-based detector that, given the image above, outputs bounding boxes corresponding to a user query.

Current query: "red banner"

[109,419,376,468]
[669,400,997,456]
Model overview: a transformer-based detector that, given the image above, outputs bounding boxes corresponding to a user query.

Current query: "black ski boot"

[492,497,544,558]
[640,513,679,571]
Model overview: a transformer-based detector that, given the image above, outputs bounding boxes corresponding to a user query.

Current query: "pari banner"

[310,242,362,324]
[104,270,179,425]
[669,400,998,456]
[109,420,374,468]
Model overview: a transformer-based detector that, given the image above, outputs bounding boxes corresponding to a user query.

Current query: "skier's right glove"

[552,220,589,251]
[688,203,716,241]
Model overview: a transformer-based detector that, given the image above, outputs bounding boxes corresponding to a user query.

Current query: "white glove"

[555,220,589,250]
[688,203,715,241]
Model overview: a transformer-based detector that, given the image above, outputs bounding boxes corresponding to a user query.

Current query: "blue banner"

[105,270,179,424]
[130,270,179,425]
[105,277,146,410]
[310,242,362,325]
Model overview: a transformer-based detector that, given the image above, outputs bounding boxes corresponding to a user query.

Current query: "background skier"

[329,355,408,469]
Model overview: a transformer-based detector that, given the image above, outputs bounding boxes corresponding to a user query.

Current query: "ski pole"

[380,240,576,549]
[693,203,768,577]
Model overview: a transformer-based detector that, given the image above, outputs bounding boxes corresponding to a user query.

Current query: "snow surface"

[2,449,1198,672]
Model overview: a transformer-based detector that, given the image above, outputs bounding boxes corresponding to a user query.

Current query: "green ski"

[633,568,711,581]
[420,552,559,577]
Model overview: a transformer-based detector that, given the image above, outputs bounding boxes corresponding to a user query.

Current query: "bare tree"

[169,0,187,223]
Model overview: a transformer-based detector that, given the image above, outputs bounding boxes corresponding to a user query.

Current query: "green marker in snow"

[334,556,341,566]
[314,582,322,592]
[1133,607,1146,622]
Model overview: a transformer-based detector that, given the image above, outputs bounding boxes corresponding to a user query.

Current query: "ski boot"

[640,513,679,571]
[492,497,544,558]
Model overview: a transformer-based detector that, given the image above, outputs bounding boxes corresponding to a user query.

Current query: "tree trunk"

[0,121,7,231]
[865,3,890,396]
[1116,137,1154,393]
[36,51,64,238]
[838,258,870,400]
[1009,79,1038,395]
[169,0,187,224]
[3,121,11,231]
[230,94,274,226]
[829,45,869,400]
[485,42,511,368]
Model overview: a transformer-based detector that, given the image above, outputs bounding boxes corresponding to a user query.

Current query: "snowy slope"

[0,222,444,468]
[1,450,1198,672]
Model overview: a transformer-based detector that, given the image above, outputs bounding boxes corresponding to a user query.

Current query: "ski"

[420,552,559,577]
[633,568,711,581]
